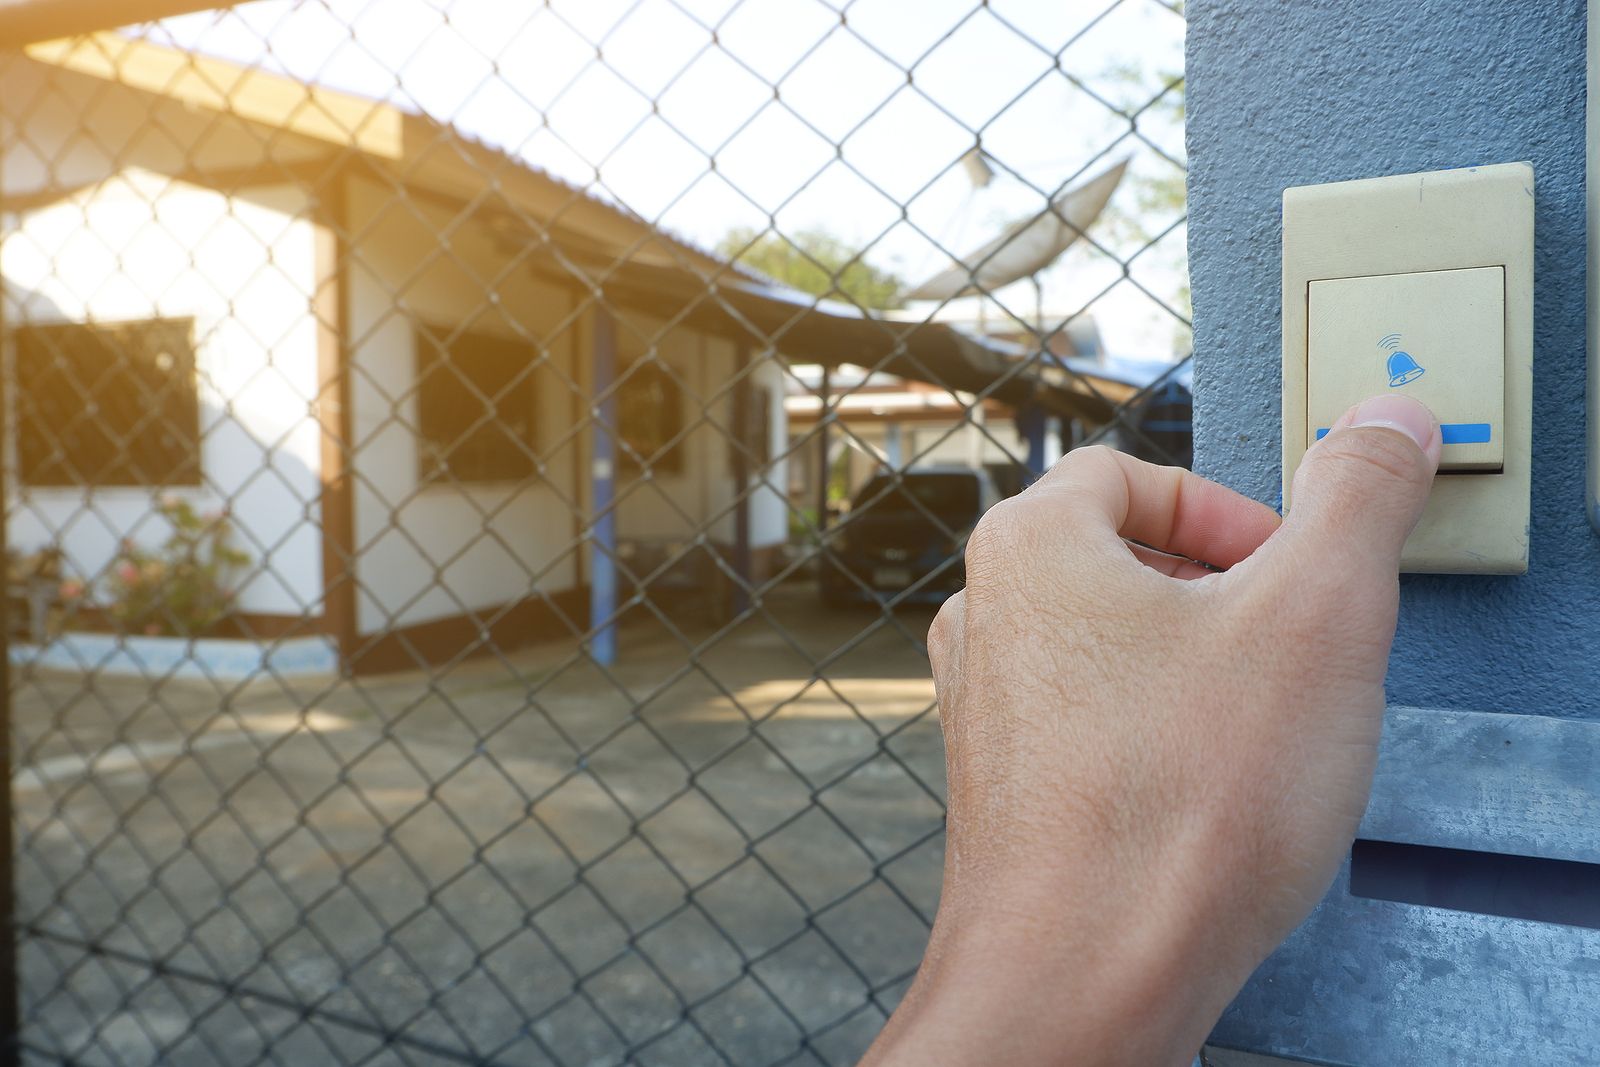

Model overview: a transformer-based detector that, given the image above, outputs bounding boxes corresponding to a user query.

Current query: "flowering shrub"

[104,496,251,637]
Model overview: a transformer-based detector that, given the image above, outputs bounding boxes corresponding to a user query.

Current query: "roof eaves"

[23,29,768,286]
[0,0,229,48]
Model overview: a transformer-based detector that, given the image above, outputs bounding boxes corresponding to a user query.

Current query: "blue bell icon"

[1386,350,1425,387]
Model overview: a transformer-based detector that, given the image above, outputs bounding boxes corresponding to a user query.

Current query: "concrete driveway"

[11,584,947,1066]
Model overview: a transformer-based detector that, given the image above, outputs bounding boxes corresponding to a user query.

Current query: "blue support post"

[1016,404,1048,479]
[884,420,903,469]
[589,306,617,666]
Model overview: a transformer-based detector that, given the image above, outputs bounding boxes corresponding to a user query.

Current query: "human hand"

[862,394,1442,1067]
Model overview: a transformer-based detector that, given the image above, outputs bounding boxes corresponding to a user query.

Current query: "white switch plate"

[1282,163,1534,574]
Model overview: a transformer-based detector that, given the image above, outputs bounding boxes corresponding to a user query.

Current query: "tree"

[716,227,904,310]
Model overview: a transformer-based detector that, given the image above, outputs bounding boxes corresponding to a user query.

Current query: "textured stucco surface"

[1188,0,1597,718]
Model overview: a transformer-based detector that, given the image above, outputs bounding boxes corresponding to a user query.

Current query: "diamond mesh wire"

[0,1,1188,1063]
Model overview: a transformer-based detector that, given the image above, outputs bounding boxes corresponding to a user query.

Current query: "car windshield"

[853,474,979,516]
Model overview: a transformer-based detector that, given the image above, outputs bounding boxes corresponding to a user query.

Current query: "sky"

[142,0,1187,359]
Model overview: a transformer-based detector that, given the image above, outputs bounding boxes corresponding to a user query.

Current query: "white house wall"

[745,355,789,551]
[909,421,1031,469]
[345,176,790,635]
[344,176,585,635]
[603,312,789,557]
[704,337,788,551]
[2,169,326,618]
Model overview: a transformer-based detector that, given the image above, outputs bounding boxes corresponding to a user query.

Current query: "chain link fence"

[0,1,1187,1062]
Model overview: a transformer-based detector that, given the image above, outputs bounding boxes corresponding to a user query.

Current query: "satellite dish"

[959,146,994,189]
[906,157,1130,301]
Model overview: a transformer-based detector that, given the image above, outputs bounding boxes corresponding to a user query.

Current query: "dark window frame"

[13,317,202,488]
[617,358,685,475]
[414,323,540,486]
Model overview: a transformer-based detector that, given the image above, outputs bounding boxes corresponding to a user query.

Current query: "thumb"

[1273,395,1442,575]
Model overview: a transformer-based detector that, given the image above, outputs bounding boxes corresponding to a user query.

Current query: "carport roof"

[10,24,1118,422]
[574,255,1124,419]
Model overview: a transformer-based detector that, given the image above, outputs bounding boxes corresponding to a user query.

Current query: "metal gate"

[0,1,1188,1062]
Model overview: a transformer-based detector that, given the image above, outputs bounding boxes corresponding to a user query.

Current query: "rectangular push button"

[1307,266,1505,472]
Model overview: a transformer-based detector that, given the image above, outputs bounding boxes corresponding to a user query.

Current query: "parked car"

[819,468,1002,607]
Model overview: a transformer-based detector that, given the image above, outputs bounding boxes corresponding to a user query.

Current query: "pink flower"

[116,561,140,584]
[58,578,84,599]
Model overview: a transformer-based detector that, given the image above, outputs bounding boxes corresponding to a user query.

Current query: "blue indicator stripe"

[1313,422,1491,445]
[1440,422,1493,444]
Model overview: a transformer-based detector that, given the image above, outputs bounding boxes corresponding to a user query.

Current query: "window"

[14,318,200,487]
[416,325,538,484]
[617,359,683,474]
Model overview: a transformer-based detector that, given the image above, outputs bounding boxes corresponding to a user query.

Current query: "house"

[1,33,1105,673]
[1,33,795,673]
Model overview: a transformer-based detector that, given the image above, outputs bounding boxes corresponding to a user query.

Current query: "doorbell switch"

[1282,163,1532,574]
[1307,266,1504,473]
